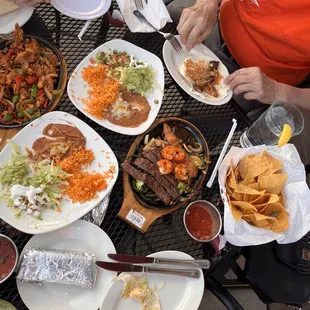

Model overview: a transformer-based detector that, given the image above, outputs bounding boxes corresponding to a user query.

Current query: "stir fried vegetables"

[0,24,60,125]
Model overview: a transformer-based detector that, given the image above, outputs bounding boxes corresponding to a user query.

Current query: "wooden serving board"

[118,117,210,233]
[0,57,67,152]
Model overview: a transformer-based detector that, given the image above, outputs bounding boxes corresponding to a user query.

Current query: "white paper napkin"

[116,0,172,32]
[218,144,310,246]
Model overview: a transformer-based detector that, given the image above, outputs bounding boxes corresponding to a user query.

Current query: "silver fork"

[134,0,144,10]
[133,10,182,53]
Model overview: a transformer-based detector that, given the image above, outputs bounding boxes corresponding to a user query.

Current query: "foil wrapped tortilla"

[17,248,97,288]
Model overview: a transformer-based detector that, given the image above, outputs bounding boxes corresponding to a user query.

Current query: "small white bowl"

[0,234,19,284]
[183,200,222,242]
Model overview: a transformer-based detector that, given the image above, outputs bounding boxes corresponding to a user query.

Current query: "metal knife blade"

[108,254,210,269]
[108,254,154,264]
[96,261,201,278]
[96,261,143,272]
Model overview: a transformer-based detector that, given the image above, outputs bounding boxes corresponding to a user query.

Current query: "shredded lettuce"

[0,143,30,188]
[110,66,159,97]
[0,144,70,216]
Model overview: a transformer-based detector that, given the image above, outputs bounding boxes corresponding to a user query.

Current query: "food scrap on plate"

[0,24,60,125]
[0,123,115,219]
[179,55,229,101]
[114,273,162,310]
[225,151,289,233]
[122,123,209,207]
[80,49,158,128]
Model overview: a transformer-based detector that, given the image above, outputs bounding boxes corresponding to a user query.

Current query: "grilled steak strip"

[150,147,162,162]
[142,150,158,164]
[133,158,180,200]
[142,148,178,187]
[121,161,172,205]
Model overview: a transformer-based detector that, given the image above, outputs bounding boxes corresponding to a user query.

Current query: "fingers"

[177,19,194,47]
[185,25,204,51]
[234,83,253,96]
[224,67,254,84]
[177,9,191,45]
[244,92,258,101]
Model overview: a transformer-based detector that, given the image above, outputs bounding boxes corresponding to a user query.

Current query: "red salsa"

[0,237,16,281]
[185,205,213,240]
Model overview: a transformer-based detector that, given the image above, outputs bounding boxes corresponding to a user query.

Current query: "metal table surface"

[0,4,248,309]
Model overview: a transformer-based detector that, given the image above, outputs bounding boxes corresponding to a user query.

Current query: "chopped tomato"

[90,58,95,64]
[7,49,15,58]
[14,76,23,93]
[25,75,38,84]
[42,99,48,108]
[37,89,44,97]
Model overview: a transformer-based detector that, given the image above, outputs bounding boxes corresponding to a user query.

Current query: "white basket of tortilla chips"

[219,144,310,246]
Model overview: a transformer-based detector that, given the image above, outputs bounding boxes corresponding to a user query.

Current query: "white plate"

[17,220,117,310]
[0,111,118,234]
[51,0,111,20]
[100,251,205,310]
[0,4,33,34]
[68,39,165,136]
[163,35,233,106]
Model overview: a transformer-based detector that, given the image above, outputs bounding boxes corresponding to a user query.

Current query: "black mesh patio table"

[0,4,250,309]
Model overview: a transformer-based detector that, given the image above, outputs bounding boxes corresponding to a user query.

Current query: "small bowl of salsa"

[183,200,222,242]
[0,234,18,284]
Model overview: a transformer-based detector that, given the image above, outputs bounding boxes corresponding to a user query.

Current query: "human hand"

[11,0,50,6]
[225,67,282,104]
[177,0,218,52]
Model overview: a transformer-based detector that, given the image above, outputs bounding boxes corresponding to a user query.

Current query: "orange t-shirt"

[220,0,310,86]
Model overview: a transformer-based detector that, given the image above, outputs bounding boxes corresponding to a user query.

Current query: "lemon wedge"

[278,124,292,147]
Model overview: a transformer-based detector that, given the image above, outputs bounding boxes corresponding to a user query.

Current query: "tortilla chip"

[250,193,279,206]
[234,166,241,182]
[231,200,257,213]
[227,161,238,190]
[259,151,283,176]
[241,173,256,186]
[243,212,277,228]
[263,204,290,233]
[247,183,261,191]
[236,184,265,196]
[231,190,243,201]
[238,155,270,179]
[258,173,287,195]
[229,203,243,221]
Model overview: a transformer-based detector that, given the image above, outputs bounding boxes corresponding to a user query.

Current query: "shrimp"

[173,147,186,162]
[174,164,188,181]
[157,159,173,175]
[163,123,179,146]
[161,146,175,160]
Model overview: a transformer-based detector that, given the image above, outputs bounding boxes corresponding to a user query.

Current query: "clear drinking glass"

[240,101,304,148]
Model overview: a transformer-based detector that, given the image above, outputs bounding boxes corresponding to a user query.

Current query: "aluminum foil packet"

[16,248,97,288]
[82,192,111,226]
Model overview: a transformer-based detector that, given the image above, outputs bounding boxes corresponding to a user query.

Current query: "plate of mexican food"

[0,111,118,234]
[68,39,164,136]
[163,35,232,106]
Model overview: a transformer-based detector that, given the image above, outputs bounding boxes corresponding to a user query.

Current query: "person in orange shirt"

[171,0,310,114]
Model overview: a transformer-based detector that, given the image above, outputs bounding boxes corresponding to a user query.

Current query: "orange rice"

[81,64,120,119]
[65,172,108,203]
[59,148,95,174]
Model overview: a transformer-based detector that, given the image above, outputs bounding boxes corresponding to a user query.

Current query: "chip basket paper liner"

[218,144,310,246]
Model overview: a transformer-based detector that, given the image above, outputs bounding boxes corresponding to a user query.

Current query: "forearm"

[278,83,310,111]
